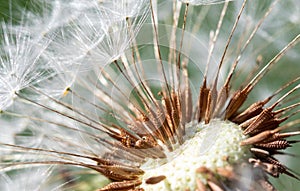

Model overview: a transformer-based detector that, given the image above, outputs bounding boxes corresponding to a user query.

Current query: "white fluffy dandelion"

[0,0,300,191]
[0,22,53,110]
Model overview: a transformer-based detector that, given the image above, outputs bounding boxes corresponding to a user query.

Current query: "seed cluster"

[141,119,250,190]
[1,1,299,190]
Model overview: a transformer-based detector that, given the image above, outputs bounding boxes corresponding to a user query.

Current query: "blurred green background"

[0,0,299,190]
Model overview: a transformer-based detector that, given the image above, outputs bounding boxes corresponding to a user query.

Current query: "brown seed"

[225,85,252,119]
[205,83,218,124]
[240,130,274,145]
[145,175,166,184]
[97,179,142,191]
[255,140,290,150]
[197,78,210,122]
[243,108,274,135]
[231,100,265,124]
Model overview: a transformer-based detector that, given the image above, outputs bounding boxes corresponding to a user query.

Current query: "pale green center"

[141,119,250,191]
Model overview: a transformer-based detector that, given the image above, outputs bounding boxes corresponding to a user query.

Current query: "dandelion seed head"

[0,21,80,109]
[44,0,150,69]
[1,0,300,190]
[0,24,49,109]
[141,119,250,190]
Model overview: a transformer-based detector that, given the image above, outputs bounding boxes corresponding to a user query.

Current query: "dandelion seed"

[0,22,54,110]
[17,0,97,37]
[0,0,300,191]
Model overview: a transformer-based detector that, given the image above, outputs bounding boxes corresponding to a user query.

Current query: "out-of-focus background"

[0,0,299,190]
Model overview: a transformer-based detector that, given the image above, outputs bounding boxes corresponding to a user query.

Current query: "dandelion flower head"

[0,0,300,191]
